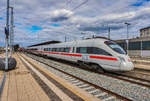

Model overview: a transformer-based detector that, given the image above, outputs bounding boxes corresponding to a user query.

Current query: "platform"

[1,54,50,101]
[134,64,150,71]
[0,53,101,101]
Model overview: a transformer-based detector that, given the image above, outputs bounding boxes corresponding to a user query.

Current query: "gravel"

[25,53,150,101]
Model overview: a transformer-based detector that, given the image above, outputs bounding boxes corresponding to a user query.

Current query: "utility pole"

[9,7,14,57]
[5,0,10,71]
[65,36,67,42]
[108,27,110,40]
[124,22,131,54]
[141,39,142,57]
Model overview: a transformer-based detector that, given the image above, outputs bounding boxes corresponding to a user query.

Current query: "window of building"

[142,41,150,50]
[129,42,141,50]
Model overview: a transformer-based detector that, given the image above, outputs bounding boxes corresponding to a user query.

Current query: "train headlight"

[118,56,125,62]
[128,58,131,62]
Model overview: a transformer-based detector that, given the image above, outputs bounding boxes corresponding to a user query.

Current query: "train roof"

[28,40,61,47]
[28,37,110,48]
[40,38,109,48]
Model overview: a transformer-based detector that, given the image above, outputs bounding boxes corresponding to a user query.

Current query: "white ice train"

[27,38,134,72]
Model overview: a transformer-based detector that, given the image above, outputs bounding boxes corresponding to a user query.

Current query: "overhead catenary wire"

[72,0,89,11]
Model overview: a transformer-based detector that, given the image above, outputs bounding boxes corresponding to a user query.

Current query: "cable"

[72,0,88,11]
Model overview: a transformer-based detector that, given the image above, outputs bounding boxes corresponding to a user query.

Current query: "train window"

[52,48,56,52]
[60,48,64,52]
[93,47,112,56]
[56,48,60,52]
[76,47,87,53]
[64,48,70,52]
[72,47,75,53]
[59,48,61,52]
[105,41,126,54]
[44,48,48,51]
[54,48,57,52]
[89,47,112,56]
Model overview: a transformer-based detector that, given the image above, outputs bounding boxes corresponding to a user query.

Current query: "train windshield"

[105,41,126,54]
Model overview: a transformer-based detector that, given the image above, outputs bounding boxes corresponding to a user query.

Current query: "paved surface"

[0,53,101,101]
[134,64,150,70]
[21,53,101,101]
[1,54,50,101]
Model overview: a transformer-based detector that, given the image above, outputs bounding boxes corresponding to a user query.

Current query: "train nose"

[119,56,134,71]
[120,61,134,71]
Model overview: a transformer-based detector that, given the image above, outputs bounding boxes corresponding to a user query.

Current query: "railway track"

[19,53,132,101]
[23,55,150,100]
[27,53,150,88]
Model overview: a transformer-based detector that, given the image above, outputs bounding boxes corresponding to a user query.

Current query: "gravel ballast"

[26,53,150,101]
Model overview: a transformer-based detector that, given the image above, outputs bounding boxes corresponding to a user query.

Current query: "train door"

[77,47,89,62]
[70,47,77,62]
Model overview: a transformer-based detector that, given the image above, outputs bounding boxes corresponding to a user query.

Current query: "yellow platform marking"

[21,56,74,101]
[21,53,102,101]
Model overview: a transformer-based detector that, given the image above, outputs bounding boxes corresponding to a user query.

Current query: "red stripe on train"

[89,56,118,61]
[38,51,82,57]
[31,50,117,61]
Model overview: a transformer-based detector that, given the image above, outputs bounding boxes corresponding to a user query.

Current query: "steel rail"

[20,53,132,101]
[27,52,150,88]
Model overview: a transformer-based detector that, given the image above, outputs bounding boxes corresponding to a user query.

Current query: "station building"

[115,26,150,56]
[140,26,150,38]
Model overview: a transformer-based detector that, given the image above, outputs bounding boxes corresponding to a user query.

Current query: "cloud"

[50,9,74,22]
[1,0,150,46]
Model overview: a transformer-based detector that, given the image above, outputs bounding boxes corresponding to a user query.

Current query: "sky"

[1,0,150,47]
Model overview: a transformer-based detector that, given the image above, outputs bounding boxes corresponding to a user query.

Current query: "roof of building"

[114,37,150,43]
[140,26,150,31]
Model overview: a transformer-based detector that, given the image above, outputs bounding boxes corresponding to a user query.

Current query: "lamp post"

[108,26,110,40]
[124,22,131,54]
[9,7,14,57]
